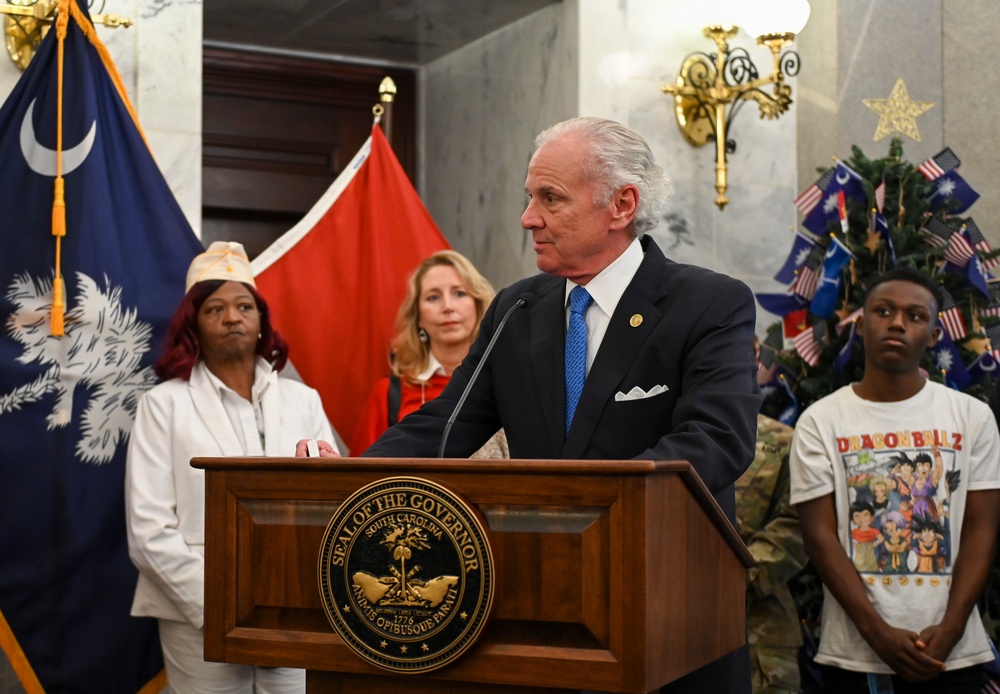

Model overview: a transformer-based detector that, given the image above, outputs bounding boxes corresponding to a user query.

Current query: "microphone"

[437,292,532,458]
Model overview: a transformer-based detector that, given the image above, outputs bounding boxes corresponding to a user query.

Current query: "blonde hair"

[391,250,495,383]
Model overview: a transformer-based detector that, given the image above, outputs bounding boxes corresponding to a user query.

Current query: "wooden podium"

[193,457,753,694]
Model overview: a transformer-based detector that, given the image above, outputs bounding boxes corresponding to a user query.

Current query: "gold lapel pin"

[629,314,643,328]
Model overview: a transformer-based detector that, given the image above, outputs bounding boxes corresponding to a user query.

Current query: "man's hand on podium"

[294,439,340,458]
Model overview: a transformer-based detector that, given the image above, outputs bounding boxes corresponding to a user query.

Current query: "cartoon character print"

[878,510,910,573]
[842,446,958,575]
[849,501,881,572]
[910,446,944,522]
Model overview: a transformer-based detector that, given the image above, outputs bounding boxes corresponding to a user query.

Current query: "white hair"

[533,117,672,235]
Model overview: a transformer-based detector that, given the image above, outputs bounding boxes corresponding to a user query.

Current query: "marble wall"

[422,1,578,290]
[423,0,801,334]
[0,0,203,236]
[423,0,1000,337]
[943,2,1000,246]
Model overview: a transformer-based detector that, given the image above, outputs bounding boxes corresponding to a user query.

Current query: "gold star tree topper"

[863,78,934,142]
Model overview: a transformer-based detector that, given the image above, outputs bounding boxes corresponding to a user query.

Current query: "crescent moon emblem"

[980,357,997,373]
[20,99,97,177]
[836,169,850,185]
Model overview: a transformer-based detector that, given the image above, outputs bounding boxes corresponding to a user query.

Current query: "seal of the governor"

[318,476,495,673]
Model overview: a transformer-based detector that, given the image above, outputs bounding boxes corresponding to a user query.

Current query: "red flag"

[837,189,849,232]
[252,124,450,447]
[782,308,808,350]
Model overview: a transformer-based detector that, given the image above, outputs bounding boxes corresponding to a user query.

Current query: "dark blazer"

[364,235,761,693]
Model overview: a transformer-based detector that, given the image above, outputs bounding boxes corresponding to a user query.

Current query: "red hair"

[154,280,289,381]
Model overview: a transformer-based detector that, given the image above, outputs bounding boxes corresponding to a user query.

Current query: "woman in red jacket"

[350,250,504,456]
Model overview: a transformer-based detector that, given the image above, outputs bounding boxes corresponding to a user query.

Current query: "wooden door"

[202,47,417,258]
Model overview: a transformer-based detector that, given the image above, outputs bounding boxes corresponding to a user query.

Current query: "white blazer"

[125,359,334,628]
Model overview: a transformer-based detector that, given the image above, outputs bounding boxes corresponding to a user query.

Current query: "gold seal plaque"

[318,476,495,673]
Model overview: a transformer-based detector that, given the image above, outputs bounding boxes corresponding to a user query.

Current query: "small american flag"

[874,176,886,213]
[981,284,1000,320]
[793,321,825,367]
[982,677,1000,694]
[792,266,819,300]
[756,341,777,385]
[987,323,1000,361]
[917,147,960,180]
[919,217,955,248]
[794,168,836,215]
[792,245,825,300]
[964,219,1000,270]
[836,306,864,334]
[938,287,967,339]
[944,229,976,267]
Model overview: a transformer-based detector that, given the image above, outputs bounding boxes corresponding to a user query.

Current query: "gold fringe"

[137,669,168,694]
[67,0,147,144]
[0,610,45,694]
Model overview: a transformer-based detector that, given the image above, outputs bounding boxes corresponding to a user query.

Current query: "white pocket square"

[614,384,668,402]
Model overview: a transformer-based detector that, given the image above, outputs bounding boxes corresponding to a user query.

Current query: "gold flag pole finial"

[377,76,397,144]
[378,77,396,102]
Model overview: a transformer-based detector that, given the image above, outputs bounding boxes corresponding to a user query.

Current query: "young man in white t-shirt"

[790,267,1000,693]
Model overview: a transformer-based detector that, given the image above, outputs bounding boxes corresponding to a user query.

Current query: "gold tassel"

[52,177,65,237]
[50,276,65,336]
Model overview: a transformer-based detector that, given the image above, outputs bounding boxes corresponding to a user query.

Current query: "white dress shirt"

[564,236,644,374]
[203,359,271,455]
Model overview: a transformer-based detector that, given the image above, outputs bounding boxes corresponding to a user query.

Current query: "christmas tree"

[758,137,998,424]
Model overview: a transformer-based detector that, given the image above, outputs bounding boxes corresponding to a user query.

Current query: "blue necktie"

[565,286,593,435]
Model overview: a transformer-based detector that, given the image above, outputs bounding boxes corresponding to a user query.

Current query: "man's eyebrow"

[871,298,933,311]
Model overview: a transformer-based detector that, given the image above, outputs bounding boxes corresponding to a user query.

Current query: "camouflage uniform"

[735,414,807,694]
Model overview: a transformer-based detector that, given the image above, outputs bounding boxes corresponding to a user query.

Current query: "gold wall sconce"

[661,0,810,210]
[2,0,131,71]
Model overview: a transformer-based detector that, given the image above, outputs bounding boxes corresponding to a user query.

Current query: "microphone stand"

[437,295,529,458]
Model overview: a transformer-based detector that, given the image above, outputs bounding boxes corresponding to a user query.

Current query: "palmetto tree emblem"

[380,523,430,603]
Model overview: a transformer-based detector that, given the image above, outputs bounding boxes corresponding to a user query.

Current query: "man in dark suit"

[319,117,761,692]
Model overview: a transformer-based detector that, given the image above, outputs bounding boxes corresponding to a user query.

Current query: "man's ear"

[608,184,639,231]
[928,324,942,349]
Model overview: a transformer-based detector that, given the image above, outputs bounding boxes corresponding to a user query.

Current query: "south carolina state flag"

[252,124,449,448]
[0,2,202,691]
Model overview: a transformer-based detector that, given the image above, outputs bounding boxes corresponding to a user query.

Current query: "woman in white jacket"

[125,242,336,693]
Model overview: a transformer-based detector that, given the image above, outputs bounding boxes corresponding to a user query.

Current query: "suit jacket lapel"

[530,278,568,455]
[563,238,670,459]
[188,361,246,457]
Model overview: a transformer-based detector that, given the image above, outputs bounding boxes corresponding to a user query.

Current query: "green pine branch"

[762,138,994,422]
